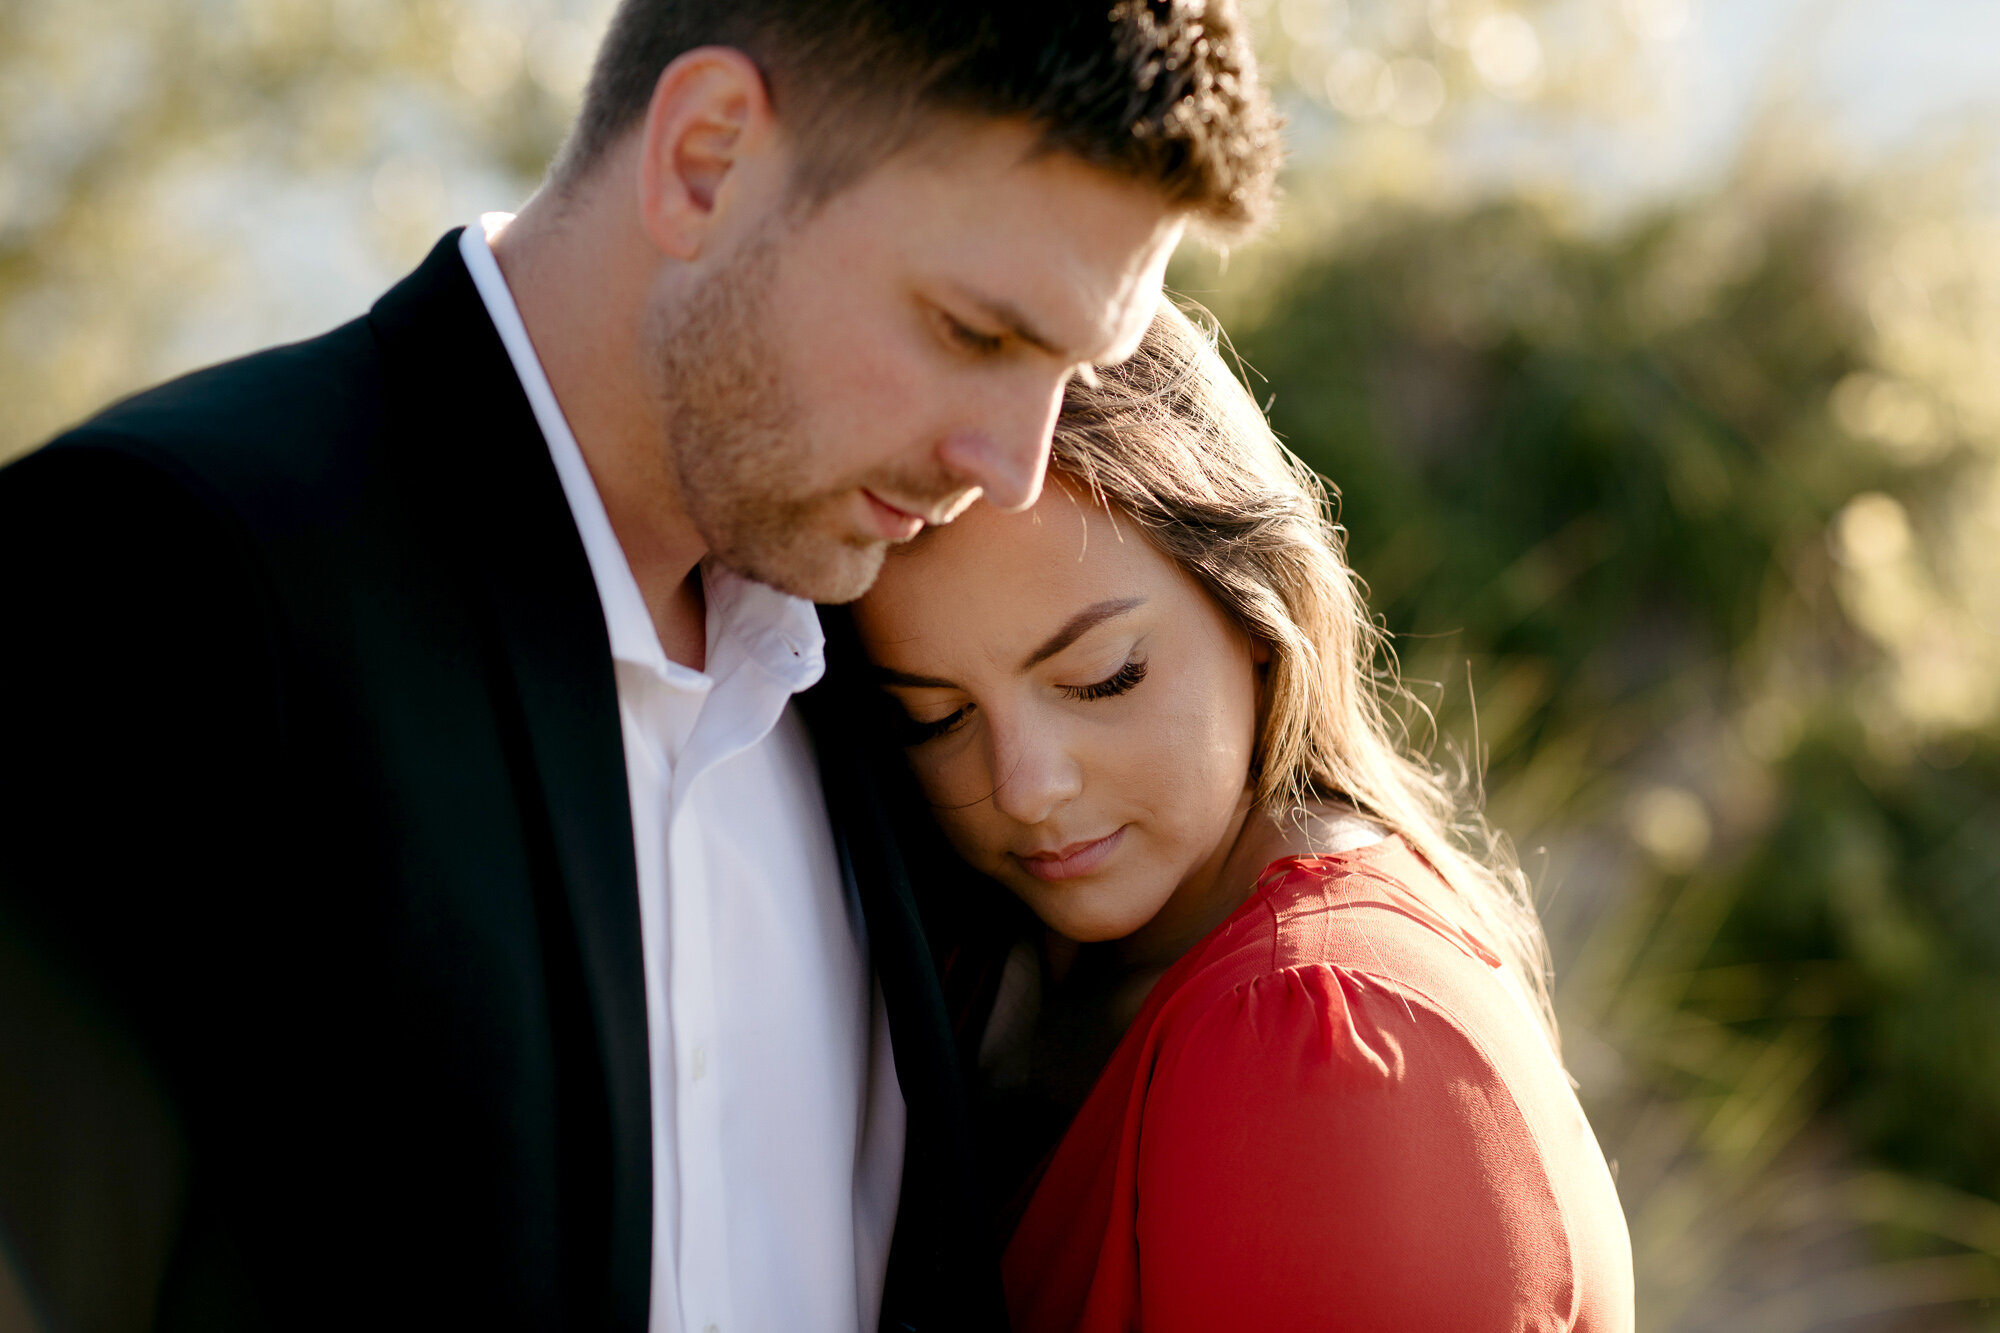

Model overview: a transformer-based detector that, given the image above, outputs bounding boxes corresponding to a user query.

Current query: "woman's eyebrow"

[875,666,959,690]
[1022,597,1147,670]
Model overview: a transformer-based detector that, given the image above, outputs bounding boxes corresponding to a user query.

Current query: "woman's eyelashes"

[1060,656,1148,702]
[899,703,972,747]
[893,658,1150,747]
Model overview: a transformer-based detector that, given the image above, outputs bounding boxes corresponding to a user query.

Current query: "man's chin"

[717,533,890,605]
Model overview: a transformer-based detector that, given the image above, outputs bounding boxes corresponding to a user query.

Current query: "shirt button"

[692,1045,707,1081]
[705,1324,720,1333]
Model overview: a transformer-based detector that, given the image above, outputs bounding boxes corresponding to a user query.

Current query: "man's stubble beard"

[651,227,958,605]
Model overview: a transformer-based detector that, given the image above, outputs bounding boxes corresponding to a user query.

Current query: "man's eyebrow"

[951,285,1070,358]
[1023,597,1147,670]
[875,665,959,690]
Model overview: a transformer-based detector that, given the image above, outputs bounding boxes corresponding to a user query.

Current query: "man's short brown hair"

[558,0,1281,233]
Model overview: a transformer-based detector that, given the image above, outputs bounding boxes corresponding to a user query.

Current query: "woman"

[851,302,1635,1331]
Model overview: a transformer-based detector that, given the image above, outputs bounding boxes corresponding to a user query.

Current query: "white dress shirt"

[460,217,905,1333]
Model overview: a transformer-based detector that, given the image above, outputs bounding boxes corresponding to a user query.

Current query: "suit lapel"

[368,233,652,1331]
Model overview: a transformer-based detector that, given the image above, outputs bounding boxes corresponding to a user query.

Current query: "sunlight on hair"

[1050,298,1560,1044]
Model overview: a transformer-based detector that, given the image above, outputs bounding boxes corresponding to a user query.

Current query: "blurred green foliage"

[1177,146,2000,1325]
[0,0,591,461]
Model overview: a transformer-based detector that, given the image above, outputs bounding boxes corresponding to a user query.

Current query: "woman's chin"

[1017,887,1156,946]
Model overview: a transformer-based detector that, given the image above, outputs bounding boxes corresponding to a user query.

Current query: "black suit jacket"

[0,232,1007,1333]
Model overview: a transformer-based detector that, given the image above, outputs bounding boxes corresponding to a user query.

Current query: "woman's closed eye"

[1060,657,1147,702]
[898,701,973,747]
[895,658,1148,747]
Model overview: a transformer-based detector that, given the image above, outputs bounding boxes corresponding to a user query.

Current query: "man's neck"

[490,185,710,669]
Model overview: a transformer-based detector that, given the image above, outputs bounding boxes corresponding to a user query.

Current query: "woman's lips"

[1016,826,1128,882]
[861,490,926,542]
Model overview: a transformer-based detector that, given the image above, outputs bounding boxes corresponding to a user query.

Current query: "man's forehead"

[872,123,1185,353]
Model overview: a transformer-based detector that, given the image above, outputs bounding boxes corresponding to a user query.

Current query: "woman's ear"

[1249,635,1274,739]
[634,46,782,261]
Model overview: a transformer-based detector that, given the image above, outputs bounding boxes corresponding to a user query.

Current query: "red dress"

[1000,837,1635,1332]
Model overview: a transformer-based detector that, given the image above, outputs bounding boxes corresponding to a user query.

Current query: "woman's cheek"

[1153,682,1252,840]
[922,775,1012,879]
[934,810,992,874]
[1132,678,1207,809]
[910,742,979,811]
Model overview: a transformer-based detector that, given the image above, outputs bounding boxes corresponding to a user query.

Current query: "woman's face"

[852,481,1263,944]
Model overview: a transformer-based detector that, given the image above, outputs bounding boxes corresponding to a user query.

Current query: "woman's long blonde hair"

[1053,300,1558,1043]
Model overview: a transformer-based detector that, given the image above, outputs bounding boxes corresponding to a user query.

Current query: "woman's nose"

[988,713,1083,828]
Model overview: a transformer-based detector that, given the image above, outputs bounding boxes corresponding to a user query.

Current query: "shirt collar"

[703,562,827,696]
[458,214,826,697]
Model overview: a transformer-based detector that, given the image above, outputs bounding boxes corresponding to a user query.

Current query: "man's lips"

[1015,826,1128,882]
[861,490,926,541]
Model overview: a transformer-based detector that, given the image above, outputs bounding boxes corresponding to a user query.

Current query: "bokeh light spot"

[1835,492,1914,568]
[1628,785,1713,872]
[1469,11,1544,96]
[1387,57,1447,127]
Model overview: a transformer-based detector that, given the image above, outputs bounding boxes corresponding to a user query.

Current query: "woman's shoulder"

[1159,831,1512,1022]
[1148,835,1526,1093]
[1144,833,1578,1189]
[1130,835,1635,1331]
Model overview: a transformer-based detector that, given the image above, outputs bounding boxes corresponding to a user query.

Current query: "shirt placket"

[662,670,733,1333]
[625,668,694,1333]
[666,655,809,1333]
[665,797,730,1333]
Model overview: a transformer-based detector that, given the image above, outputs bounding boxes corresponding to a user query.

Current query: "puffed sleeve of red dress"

[1000,838,1635,1333]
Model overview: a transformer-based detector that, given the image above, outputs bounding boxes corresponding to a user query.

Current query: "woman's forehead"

[857,485,1163,655]
[894,481,1138,584]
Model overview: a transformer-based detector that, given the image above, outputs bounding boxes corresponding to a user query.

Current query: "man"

[0,2,1277,1330]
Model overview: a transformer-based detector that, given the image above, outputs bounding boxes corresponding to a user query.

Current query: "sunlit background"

[5,1,1999,1327]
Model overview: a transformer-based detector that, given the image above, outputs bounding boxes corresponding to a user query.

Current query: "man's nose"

[988,712,1083,828]
[938,375,1067,513]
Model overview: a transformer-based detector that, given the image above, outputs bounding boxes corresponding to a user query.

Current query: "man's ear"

[635,46,779,261]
